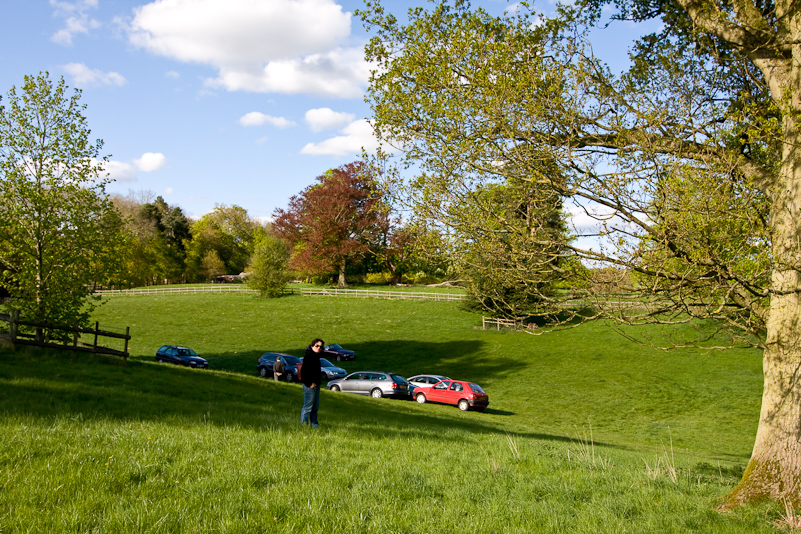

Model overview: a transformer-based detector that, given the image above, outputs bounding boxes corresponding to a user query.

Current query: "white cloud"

[305,108,356,132]
[300,119,381,157]
[127,0,368,98]
[102,161,138,183]
[206,47,369,98]
[50,0,101,46]
[165,70,180,79]
[164,187,174,195]
[101,152,167,182]
[63,63,127,87]
[238,112,295,128]
[134,152,168,172]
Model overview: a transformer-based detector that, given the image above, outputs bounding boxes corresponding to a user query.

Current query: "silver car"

[407,374,450,397]
[319,358,347,380]
[327,371,409,398]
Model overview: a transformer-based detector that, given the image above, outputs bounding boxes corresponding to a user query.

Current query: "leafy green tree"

[141,195,191,257]
[361,0,801,506]
[378,222,453,285]
[247,232,290,297]
[184,204,259,281]
[110,192,190,286]
[454,177,569,320]
[199,250,226,281]
[0,72,120,328]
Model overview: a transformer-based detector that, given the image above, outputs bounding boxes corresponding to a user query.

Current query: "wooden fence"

[96,285,259,296]
[95,285,467,301]
[482,316,538,331]
[299,287,467,301]
[0,311,131,360]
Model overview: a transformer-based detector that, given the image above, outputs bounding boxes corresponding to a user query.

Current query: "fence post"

[10,310,18,344]
[123,326,130,363]
[93,322,99,349]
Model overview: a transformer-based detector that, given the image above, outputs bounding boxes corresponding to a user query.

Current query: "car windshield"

[391,374,407,384]
[283,356,301,364]
[177,348,197,356]
[319,359,334,367]
[327,344,342,350]
[468,383,485,393]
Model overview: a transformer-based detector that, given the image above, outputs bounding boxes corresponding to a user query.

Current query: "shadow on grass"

[0,348,624,451]
[191,339,518,385]
[483,407,515,416]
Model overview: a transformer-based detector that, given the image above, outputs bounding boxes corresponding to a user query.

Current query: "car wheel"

[157,358,163,363]
[285,373,295,383]
[331,385,340,392]
[259,367,268,377]
[458,399,470,411]
[336,355,342,361]
[415,393,426,404]
[371,388,383,399]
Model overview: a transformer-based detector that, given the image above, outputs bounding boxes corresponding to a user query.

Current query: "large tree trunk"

[728,301,801,506]
[337,257,347,287]
[727,55,801,506]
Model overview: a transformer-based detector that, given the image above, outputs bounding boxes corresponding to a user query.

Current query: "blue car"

[156,345,208,369]
[257,352,301,381]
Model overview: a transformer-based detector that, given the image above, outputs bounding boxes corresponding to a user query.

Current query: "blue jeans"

[301,385,320,427]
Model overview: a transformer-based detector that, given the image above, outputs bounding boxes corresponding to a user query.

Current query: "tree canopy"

[247,231,290,297]
[185,204,261,281]
[273,161,391,287]
[110,192,191,287]
[0,72,120,328]
[361,0,801,507]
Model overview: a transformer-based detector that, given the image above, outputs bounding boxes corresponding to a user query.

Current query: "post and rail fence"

[95,285,468,301]
[298,287,467,301]
[481,317,539,331]
[0,311,130,360]
[95,285,259,296]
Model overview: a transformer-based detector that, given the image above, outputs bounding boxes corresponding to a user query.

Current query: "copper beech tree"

[273,162,390,287]
[361,0,801,507]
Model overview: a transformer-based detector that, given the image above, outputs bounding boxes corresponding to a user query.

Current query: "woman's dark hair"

[310,338,324,347]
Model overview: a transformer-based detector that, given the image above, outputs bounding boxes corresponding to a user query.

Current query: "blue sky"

[1,0,651,226]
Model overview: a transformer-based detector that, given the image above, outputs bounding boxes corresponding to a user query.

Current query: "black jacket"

[302,346,323,387]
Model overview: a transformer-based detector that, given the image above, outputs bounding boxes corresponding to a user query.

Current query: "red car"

[413,380,489,412]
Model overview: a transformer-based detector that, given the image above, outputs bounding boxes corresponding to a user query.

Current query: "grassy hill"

[0,292,780,532]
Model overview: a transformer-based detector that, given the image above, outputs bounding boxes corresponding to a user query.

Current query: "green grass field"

[0,292,782,532]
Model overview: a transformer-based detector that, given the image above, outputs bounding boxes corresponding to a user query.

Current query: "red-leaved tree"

[273,162,390,287]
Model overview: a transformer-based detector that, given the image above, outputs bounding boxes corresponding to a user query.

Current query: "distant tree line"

[0,72,573,328]
[102,162,458,293]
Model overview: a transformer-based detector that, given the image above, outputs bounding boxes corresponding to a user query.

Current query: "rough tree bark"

[729,40,801,505]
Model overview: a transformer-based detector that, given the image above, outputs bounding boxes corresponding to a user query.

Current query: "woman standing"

[301,338,324,428]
